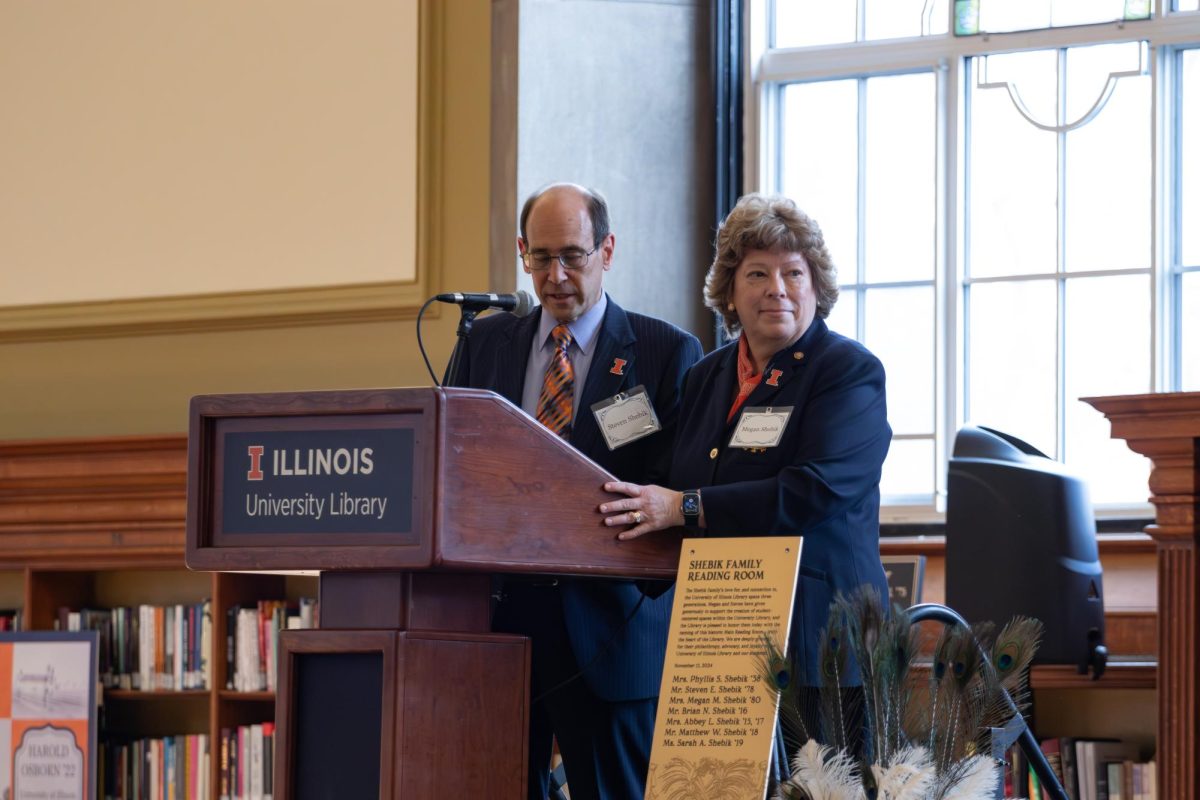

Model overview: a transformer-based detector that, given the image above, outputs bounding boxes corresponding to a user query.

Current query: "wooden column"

[1084,392,1200,800]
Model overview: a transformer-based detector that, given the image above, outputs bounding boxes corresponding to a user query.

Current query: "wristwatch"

[680,490,701,527]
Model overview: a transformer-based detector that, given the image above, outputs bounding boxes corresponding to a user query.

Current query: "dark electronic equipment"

[946,425,1108,678]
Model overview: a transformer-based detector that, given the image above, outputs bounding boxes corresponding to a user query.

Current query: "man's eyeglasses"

[521,246,597,272]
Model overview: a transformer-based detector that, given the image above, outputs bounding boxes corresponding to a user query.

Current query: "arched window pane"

[1064,46,1151,271]
[967,52,1058,278]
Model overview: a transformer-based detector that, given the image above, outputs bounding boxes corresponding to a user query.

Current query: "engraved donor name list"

[645,536,801,800]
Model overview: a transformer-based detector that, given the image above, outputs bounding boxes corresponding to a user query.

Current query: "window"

[1178,47,1200,388]
[752,1,1200,516]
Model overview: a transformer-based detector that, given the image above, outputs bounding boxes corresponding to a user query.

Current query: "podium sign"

[645,537,801,800]
[187,387,680,576]
[218,420,417,539]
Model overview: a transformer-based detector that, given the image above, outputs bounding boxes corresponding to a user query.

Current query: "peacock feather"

[816,609,853,755]
[989,617,1041,700]
[836,588,885,764]
[758,633,810,754]
[877,608,919,763]
[763,591,1041,800]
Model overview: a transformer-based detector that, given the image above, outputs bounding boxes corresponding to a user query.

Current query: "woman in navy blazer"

[599,193,892,694]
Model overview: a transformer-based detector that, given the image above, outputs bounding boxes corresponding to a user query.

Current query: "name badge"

[729,406,793,449]
[591,385,662,450]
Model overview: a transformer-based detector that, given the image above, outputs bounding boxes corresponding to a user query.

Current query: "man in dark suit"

[446,182,703,800]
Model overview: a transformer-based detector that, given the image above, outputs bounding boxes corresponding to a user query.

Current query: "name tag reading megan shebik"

[591,385,662,450]
[729,406,793,449]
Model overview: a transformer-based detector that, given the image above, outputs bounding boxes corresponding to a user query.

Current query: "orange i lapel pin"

[765,369,783,387]
[610,358,628,375]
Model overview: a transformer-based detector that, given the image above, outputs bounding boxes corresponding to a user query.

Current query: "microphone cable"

[415,295,441,386]
[530,589,649,706]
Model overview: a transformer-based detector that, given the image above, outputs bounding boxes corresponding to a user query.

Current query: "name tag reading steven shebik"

[729,406,793,449]
[591,385,662,451]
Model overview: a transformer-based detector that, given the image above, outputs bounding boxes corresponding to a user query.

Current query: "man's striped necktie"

[536,324,574,438]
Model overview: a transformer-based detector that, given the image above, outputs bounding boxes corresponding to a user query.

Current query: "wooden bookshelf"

[0,433,314,798]
[2,429,1171,798]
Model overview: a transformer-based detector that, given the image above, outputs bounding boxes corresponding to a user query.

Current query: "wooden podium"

[186,387,682,799]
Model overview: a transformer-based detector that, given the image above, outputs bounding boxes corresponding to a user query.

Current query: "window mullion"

[937,54,959,511]
[1056,47,1068,462]
[857,77,868,341]
[1164,44,1181,390]
[960,56,974,432]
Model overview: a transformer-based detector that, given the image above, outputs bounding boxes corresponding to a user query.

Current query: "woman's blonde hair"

[705,193,839,335]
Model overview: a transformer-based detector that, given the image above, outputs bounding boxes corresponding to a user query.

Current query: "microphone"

[436,289,537,317]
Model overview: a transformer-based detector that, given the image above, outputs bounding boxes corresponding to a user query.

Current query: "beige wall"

[0,0,492,439]
[1,0,419,305]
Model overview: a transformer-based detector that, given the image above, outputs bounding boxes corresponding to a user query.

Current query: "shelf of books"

[0,434,318,799]
[1004,736,1157,800]
[40,565,318,799]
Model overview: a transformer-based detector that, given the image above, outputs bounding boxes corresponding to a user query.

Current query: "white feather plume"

[941,754,1004,800]
[870,745,935,800]
[786,740,861,800]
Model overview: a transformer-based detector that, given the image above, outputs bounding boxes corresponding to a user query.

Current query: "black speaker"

[946,425,1107,677]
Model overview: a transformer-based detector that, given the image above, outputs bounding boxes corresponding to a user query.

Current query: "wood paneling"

[1085,391,1200,800]
[0,435,186,564]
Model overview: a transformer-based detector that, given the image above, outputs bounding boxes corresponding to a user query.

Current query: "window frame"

[746,0,1200,521]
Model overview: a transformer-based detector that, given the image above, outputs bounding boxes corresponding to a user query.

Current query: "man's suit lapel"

[572,299,637,457]
[492,309,540,406]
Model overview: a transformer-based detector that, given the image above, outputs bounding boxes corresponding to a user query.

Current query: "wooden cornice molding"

[0,282,433,344]
[1085,391,1200,800]
[0,434,188,564]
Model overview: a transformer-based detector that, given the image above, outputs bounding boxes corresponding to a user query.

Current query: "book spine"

[201,599,212,690]
[176,603,186,690]
[219,727,231,800]
[155,605,165,691]
[226,605,238,691]
[263,722,274,800]
[249,723,264,800]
